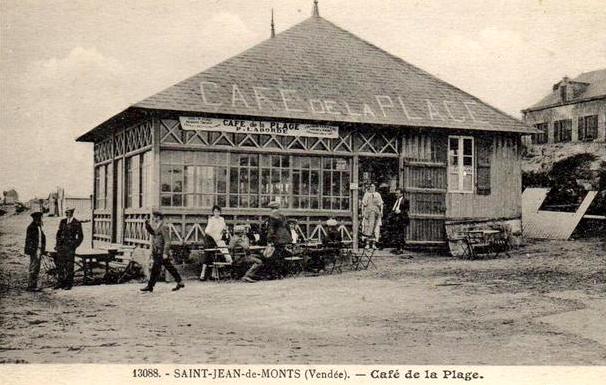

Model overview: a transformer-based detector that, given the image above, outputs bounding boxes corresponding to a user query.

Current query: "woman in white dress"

[361,183,383,248]
[199,205,232,280]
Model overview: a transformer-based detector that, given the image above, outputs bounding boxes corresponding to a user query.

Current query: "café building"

[77,3,536,250]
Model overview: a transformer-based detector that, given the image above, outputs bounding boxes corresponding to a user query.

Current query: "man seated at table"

[288,219,299,244]
[229,225,262,283]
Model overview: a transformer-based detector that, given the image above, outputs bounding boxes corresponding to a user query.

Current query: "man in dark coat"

[389,188,410,255]
[265,201,292,277]
[140,210,184,293]
[55,207,83,290]
[24,212,46,291]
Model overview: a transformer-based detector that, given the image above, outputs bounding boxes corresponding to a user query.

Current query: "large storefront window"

[161,151,228,208]
[160,151,350,210]
[322,157,350,210]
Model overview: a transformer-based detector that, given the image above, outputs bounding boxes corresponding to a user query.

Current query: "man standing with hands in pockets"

[140,210,184,293]
[55,207,83,290]
[389,188,410,256]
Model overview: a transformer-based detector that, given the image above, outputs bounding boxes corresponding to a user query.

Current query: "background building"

[2,189,19,205]
[522,69,606,167]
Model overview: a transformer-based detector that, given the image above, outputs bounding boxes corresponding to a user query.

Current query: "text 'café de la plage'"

[76,2,537,250]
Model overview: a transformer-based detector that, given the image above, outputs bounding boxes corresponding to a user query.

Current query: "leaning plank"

[522,189,598,240]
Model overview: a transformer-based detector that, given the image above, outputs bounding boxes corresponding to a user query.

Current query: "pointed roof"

[524,68,606,112]
[78,15,532,142]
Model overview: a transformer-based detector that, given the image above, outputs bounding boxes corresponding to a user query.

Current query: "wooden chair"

[284,244,305,276]
[351,247,376,270]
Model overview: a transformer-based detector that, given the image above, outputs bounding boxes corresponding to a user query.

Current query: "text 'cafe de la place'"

[76,2,536,250]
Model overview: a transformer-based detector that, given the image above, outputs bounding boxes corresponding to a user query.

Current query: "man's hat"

[267,201,280,209]
[287,218,298,224]
[30,211,43,219]
[326,218,338,226]
[64,207,75,213]
[151,209,163,217]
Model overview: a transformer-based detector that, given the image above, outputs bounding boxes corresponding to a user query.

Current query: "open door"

[401,133,447,246]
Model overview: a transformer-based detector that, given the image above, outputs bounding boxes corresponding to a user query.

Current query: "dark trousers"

[266,245,289,277]
[394,222,408,250]
[147,251,182,288]
[27,251,41,289]
[57,248,75,288]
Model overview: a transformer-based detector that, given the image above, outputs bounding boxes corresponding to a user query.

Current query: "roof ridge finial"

[271,8,275,38]
[312,0,319,17]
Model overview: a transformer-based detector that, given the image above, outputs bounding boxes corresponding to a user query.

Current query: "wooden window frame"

[448,136,474,194]
[532,123,548,144]
[553,119,572,143]
[579,115,598,142]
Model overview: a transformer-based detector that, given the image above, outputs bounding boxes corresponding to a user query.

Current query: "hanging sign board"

[179,117,338,139]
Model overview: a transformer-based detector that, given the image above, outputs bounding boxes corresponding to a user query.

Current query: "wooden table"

[48,249,118,285]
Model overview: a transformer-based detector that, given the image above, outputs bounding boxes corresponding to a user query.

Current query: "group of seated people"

[197,204,343,283]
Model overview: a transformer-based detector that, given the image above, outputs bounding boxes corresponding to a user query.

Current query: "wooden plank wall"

[446,134,522,220]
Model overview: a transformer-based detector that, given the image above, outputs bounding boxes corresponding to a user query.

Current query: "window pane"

[161,166,171,192]
[240,170,249,193]
[272,155,280,167]
[463,139,473,156]
[463,156,473,166]
[302,157,311,169]
[173,194,182,207]
[293,171,300,195]
[230,168,239,193]
[310,157,320,169]
[172,167,183,192]
[311,197,319,209]
[463,174,473,191]
[342,173,350,196]
[323,172,331,196]
[250,169,259,194]
[302,171,310,194]
[261,169,270,193]
[341,198,350,210]
[217,195,226,208]
[250,195,259,208]
[184,166,195,193]
[217,168,227,193]
[161,194,172,207]
[229,195,238,207]
[310,171,319,194]
[184,194,195,208]
[449,173,459,191]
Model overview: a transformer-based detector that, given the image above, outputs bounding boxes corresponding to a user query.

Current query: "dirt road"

[1,210,605,364]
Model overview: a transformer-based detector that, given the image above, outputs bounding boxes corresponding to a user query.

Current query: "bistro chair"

[351,247,376,270]
[284,244,305,276]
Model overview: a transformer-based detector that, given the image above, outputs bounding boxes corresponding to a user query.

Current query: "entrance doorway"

[357,157,400,247]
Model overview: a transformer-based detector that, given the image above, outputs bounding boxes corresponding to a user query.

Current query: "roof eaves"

[522,94,606,114]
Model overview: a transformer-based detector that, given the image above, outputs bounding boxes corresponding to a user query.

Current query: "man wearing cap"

[24,212,46,291]
[265,201,292,277]
[55,207,83,290]
[141,210,184,292]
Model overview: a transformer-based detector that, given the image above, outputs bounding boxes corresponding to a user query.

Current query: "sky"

[1,0,605,201]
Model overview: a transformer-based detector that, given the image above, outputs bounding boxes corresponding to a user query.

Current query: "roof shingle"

[79,16,533,141]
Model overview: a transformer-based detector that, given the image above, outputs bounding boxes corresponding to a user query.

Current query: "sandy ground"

[1,209,605,364]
